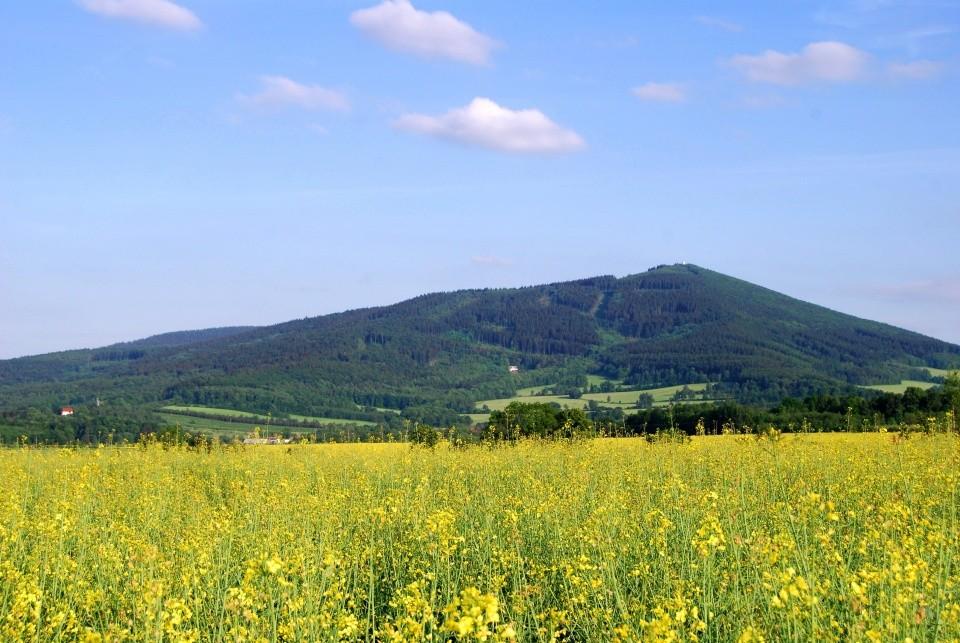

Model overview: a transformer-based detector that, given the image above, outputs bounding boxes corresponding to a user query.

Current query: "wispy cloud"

[632,82,686,103]
[900,24,957,41]
[471,255,514,268]
[695,15,743,33]
[887,59,944,79]
[77,0,202,31]
[874,24,957,56]
[350,0,498,65]
[730,41,869,85]
[814,0,899,29]
[395,98,585,155]
[238,76,349,112]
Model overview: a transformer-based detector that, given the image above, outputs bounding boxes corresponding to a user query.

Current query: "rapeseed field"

[1,434,958,641]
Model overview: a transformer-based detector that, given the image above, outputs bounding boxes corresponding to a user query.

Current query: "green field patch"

[586,374,621,386]
[157,413,282,435]
[161,405,374,426]
[157,413,374,436]
[477,382,714,413]
[890,364,957,378]
[477,395,580,412]
[514,385,554,397]
[582,383,709,406]
[862,380,938,394]
[287,414,374,426]
[163,405,263,419]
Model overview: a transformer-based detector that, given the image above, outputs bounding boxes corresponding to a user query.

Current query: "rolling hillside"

[0,264,956,420]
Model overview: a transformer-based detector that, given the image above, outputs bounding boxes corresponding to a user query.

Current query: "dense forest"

[1,264,957,431]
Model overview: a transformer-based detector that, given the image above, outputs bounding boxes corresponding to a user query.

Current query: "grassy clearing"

[288,414,374,426]
[583,383,710,405]
[478,383,712,413]
[513,375,627,398]
[162,405,265,419]
[862,380,938,394]
[1,434,958,640]
[156,413,298,435]
[160,404,374,427]
[586,374,621,386]
[477,395,580,412]
[890,365,956,378]
[514,385,553,397]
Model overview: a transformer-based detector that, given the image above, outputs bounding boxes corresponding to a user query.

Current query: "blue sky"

[1,0,958,358]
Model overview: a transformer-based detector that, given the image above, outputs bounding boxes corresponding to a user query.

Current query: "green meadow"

[476,382,712,413]
[159,405,376,432]
[862,380,938,394]
[156,413,316,436]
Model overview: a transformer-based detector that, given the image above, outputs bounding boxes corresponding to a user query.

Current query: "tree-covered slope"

[1,264,956,417]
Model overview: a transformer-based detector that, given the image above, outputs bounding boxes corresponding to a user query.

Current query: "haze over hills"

[0,264,957,421]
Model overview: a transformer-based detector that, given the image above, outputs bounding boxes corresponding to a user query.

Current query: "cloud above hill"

[350,0,497,65]
[695,15,743,33]
[632,82,686,103]
[395,98,585,154]
[888,60,943,80]
[239,76,349,112]
[730,41,869,85]
[77,0,202,31]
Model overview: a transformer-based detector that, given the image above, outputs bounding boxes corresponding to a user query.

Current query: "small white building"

[508,365,520,373]
[59,406,75,416]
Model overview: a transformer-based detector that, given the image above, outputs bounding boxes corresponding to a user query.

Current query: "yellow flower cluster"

[442,588,515,641]
[0,433,957,640]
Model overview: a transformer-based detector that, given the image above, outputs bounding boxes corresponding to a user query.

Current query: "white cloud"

[695,15,743,33]
[730,41,869,85]
[239,76,349,112]
[888,60,943,80]
[77,0,202,31]
[394,98,585,154]
[632,82,686,103]
[350,0,497,65]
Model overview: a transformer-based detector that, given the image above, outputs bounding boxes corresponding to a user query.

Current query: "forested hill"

[1,264,957,419]
[110,326,257,350]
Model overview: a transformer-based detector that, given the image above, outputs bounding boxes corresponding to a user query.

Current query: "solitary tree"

[636,393,655,409]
